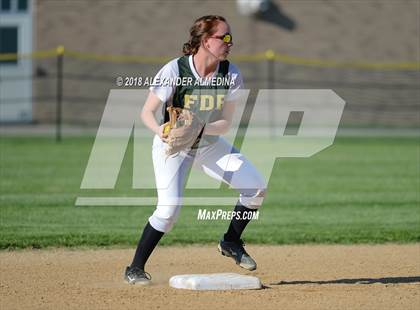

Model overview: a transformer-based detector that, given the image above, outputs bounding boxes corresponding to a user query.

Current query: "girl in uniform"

[125,15,266,285]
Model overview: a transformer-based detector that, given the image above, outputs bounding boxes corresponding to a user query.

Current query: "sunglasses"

[210,33,233,44]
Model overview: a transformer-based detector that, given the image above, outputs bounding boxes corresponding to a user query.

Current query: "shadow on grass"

[271,276,420,285]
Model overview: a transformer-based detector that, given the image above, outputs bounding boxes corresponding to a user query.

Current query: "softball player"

[125,15,266,285]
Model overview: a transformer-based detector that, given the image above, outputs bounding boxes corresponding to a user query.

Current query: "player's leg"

[193,137,267,270]
[126,135,193,284]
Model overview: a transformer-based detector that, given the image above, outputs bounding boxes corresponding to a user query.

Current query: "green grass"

[0,136,419,249]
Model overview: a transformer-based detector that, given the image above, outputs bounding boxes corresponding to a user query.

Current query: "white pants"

[149,135,267,233]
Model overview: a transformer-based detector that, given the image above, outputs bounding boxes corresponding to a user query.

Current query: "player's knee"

[149,212,179,233]
[149,217,176,233]
[239,188,266,210]
[149,203,182,233]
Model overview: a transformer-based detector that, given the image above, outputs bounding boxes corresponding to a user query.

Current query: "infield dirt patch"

[1,245,419,309]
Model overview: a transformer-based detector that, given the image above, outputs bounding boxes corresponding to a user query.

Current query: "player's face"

[206,21,233,60]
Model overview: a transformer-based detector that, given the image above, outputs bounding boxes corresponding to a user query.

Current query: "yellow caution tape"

[0,49,57,61]
[272,53,420,70]
[0,47,418,70]
[63,49,171,64]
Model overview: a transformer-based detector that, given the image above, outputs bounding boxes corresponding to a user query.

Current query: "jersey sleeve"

[225,63,244,102]
[149,58,180,103]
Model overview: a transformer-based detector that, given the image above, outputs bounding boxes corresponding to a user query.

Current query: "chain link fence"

[1,48,419,139]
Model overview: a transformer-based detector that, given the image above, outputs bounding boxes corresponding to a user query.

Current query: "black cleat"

[218,239,257,271]
[124,266,152,285]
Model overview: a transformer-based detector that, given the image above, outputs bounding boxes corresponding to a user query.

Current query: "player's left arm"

[202,100,235,135]
[203,63,242,136]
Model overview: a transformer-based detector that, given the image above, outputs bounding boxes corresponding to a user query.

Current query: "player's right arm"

[140,91,167,140]
[141,58,179,140]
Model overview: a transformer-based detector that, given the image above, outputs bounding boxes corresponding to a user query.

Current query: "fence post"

[56,45,64,142]
[266,49,275,139]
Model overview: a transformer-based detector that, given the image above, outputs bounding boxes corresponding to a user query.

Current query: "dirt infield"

[1,245,419,310]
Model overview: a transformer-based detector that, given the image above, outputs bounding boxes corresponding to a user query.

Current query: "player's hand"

[158,124,169,143]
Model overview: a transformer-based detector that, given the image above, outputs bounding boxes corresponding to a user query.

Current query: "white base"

[169,273,262,290]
